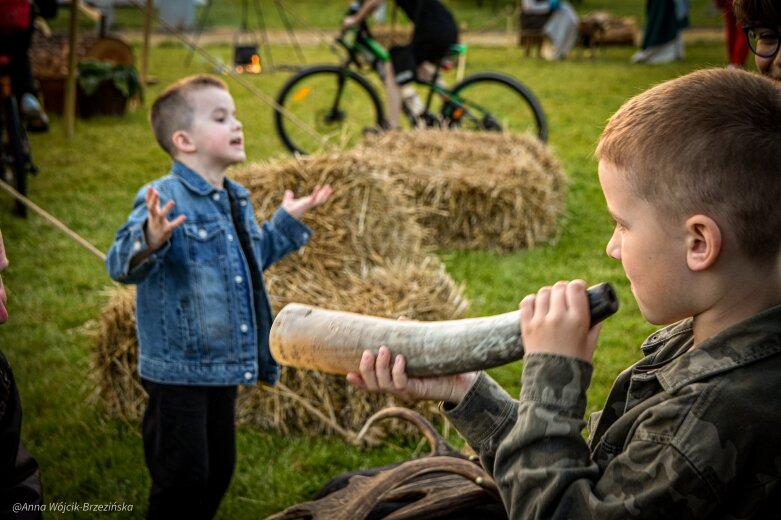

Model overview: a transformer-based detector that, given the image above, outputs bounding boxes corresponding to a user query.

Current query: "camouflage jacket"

[444,304,781,519]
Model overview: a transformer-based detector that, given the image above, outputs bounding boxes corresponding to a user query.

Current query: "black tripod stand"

[184,0,305,72]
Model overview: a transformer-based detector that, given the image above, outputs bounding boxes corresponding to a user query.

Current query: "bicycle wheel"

[2,95,28,217]
[274,65,386,155]
[444,72,548,142]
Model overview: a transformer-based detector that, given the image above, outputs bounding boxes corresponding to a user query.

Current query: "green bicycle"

[273,15,548,155]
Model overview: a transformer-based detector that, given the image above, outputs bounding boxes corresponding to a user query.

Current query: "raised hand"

[519,280,602,362]
[281,184,333,219]
[347,346,477,405]
[144,186,186,251]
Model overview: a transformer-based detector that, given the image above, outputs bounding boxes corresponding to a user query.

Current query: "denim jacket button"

[301,232,310,241]
[227,234,234,241]
[198,229,207,239]
[240,199,247,207]
[212,193,220,201]
[243,371,253,380]
[240,324,249,333]
[234,275,243,284]
[133,240,142,251]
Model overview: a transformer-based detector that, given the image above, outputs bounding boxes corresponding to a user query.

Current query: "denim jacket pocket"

[183,219,226,265]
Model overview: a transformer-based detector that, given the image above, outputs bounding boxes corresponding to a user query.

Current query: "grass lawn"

[49,0,725,33]
[0,32,737,518]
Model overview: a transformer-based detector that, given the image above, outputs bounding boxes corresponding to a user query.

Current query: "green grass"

[48,0,724,33]
[0,36,734,517]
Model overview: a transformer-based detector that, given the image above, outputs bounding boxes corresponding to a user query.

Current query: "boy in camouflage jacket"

[348,68,781,518]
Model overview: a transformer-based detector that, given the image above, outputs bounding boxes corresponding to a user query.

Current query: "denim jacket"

[105,162,311,386]
[445,304,781,518]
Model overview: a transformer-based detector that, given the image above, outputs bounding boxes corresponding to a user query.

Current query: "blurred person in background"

[0,229,44,519]
[0,0,58,132]
[632,0,689,64]
[520,0,579,60]
[342,0,459,130]
[716,0,749,68]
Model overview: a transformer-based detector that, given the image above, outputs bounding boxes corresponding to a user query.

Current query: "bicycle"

[0,54,38,217]
[273,16,548,156]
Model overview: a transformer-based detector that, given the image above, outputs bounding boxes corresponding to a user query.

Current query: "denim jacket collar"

[171,161,250,200]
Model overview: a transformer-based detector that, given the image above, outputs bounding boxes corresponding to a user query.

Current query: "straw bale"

[241,257,468,439]
[231,150,429,277]
[90,285,145,420]
[91,259,467,441]
[360,129,567,252]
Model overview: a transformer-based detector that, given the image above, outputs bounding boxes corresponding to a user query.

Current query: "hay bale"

[240,257,468,439]
[231,150,429,277]
[91,259,467,441]
[90,285,145,420]
[360,129,567,252]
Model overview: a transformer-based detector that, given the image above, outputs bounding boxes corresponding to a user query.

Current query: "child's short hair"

[733,0,781,26]
[149,74,228,156]
[596,68,781,262]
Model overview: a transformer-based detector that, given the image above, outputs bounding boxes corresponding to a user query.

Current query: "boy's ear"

[685,214,722,272]
[171,130,196,154]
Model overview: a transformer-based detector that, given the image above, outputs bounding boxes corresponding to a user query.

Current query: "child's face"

[599,161,693,326]
[184,86,246,168]
[750,26,781,82]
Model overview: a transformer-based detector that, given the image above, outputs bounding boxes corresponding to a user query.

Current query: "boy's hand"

[347,346,477,405]
[144,186,186,251]
[519,280,602,362]
[281,184,333,219]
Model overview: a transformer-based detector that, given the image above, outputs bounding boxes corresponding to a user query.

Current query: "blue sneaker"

[20,93,49,133]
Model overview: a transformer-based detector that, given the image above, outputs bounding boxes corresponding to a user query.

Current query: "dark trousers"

[0,27,36,100]
[141,380,238,520]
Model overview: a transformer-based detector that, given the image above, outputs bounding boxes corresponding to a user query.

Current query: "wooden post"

[63,0,80,138]
[141,0,152,85]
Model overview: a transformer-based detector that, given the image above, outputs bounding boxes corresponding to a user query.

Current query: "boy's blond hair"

[596,68,781,262]
[149,74,229,157]
[733,0,781,26]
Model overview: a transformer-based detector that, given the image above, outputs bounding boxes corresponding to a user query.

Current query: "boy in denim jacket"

[106,75,331,519]
[348,68,781,517]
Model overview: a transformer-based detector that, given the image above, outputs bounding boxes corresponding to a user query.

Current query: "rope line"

[0,179,107,261]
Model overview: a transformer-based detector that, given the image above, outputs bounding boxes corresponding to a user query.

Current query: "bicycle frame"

[335,27,479,128]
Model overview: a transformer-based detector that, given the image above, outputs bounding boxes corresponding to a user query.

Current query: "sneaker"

[20,93,49,133]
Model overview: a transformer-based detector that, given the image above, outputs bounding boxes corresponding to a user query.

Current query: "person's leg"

[142,381,211,520]
[2,28,36,99]
[4,27,48,131]
[201,386,238,519]
[387,45,418,130]
[383,61,402,129]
